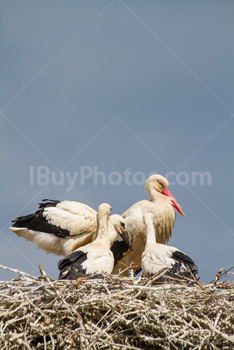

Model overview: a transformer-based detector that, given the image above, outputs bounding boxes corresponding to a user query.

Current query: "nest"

[0,264,234,350]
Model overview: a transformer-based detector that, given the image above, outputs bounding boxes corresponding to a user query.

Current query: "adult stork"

[141,212,198,280]
[10,200,131,257]
[10,200,98,256]
[112,174,185,275]
[10,174,184,273]
[58,203,132,280]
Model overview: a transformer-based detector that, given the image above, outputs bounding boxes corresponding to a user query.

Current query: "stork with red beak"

[112,174,185,275]
[10,174,184,276]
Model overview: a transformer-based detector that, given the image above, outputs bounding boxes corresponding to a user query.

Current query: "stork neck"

[144,214,156,245]
[146,186,173,207]
[96,213,111,247]
[146,185,161,202]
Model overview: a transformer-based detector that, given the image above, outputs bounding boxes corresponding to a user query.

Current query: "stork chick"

[141,212,198,280]
[58,203,132,280]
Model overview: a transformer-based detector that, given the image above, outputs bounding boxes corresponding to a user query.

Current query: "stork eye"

[157,180,164,187]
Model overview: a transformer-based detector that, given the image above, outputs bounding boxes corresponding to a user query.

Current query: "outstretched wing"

[10,199,98,255]
[12,199,97,237]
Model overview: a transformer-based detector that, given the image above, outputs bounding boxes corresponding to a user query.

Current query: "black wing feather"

[172,250,196,266]
[58,250,88,280]
[12,200,71,238]
[145,250,198,281]
[111,241,130,265]
[172,250,198,273]
[168,250,198,277]
[38,199,61,209]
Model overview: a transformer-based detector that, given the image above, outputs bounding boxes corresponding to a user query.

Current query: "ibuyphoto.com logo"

[29,166,212,192]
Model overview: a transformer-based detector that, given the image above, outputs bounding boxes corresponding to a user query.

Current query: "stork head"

[145,174,169,194]
[109,215,133,251]
[145,174,185,217]
[98,203,112,217]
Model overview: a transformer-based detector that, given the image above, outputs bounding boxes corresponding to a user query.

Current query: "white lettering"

[66,171,79,191]
[37,166,50,185]
[80,166,93,185]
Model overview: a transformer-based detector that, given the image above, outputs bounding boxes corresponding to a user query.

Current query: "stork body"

[11,200,99,256]
[141,213,198,279]
[10,174,185,275]
[112,174,185,275]
[58,204,132,280]
[10,199,131,260]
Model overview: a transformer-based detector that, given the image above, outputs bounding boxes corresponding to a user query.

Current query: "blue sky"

[1,1,233,282]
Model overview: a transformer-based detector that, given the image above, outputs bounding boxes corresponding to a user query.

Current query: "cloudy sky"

[1,1,233,282]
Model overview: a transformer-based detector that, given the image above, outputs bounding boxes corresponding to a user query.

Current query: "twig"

[0,263,234,350]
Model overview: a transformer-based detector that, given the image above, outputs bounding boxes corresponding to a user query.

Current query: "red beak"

[162,188,185,217]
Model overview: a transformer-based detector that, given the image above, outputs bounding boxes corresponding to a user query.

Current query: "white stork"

[141,212,198,280]
[58,203,132,280]
[112,174,185,275]
[10,200,101,256]
[10,199,132,258]
[10,174,184,274]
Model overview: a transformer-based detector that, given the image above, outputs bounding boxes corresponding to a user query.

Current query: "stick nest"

[0,265,234,350]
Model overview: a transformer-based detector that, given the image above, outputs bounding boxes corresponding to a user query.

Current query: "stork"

[11,199,103,256]
[141,212,198,280]
[10,199,132,259]
[10,174,185,274]
[58,203,132,280]
[112,174,185,275]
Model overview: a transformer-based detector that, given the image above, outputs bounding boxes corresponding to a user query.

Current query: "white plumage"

[10,200,100,256]
[112,174,185,275]
[58,203,132,279]
[141,212,198,279]
[10,174,185,275]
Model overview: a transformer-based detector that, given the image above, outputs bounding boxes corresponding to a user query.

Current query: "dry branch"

[0,264,234,350]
